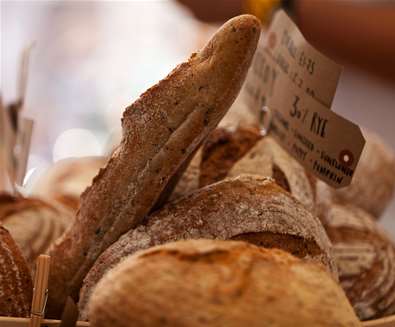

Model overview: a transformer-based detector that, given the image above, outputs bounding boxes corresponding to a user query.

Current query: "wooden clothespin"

[30,255,51,327]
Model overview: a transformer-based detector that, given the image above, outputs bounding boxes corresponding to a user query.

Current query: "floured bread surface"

[229,136,316,212]
[199,126,261,187]
[320,204,395,320]
[0,194,72,267]
[79,175,336,319]
[88,240,360,327]
[47,15,261,317]
[0,226,32,317]
[330,131,395,218]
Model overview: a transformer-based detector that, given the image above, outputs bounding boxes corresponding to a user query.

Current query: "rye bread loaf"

[47,15,261,317]
[0,225,33,317]
[88,239,360,327]
[329,132,395,218]
[320,203,395,320]
[31,156,107,212]
[228,136,316,212]
[0,193,72,267]
[199,126,261,187]
[78,175,336,319]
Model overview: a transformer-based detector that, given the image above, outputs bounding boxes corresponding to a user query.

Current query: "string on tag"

[259,106,272,137]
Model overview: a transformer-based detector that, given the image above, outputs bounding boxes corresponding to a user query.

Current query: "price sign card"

[241,10,365,188]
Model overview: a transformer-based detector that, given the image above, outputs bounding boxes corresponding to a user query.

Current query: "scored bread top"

[79,174,336,319]
[0,194,72,267]
[199,126,262,187]
[320,204,395,320]
[228,136,316,212]
[0,226,33,317]
[88,239,359,327]
[47,14,261,317]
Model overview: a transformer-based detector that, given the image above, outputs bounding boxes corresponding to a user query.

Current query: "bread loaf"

[88,239,360,327]
[320,203,395,320]
[199,126,261,187]
[31,156,107,212]
[0,193,72,267]
[79,175,336,319]
[228,136,316,212]
[47,15,261,316]
[0,225,32,317]
[329,132,395,218]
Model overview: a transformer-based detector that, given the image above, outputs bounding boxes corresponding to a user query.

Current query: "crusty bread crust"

[0,194,72,267]
[47,15,261,316]
[88,240,359,327]
[79,175,336,319]
[326,131,395,218]
[228,136,316,212]
[0,226,32,317]
[320,204,395,320]
[199,126,261,187]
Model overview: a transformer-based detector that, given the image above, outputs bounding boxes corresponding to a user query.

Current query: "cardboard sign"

[241,10,365,188]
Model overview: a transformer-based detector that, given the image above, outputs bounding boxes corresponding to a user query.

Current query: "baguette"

[47,15,261,316]
[79,175,336,319]
[88,239,360,327]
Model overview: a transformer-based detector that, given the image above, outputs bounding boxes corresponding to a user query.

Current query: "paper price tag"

[241,10,365,188]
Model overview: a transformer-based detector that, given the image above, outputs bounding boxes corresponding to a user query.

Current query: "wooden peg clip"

[30,255,50,327]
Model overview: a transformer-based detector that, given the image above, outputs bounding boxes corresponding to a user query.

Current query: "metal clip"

[259,106,272,136]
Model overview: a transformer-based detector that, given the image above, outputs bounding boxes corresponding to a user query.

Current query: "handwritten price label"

[240,10,365,188]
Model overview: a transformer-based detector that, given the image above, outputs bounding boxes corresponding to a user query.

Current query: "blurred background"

[1,0,395,234]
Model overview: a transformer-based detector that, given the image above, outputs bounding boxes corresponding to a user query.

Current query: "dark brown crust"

[78,175,335,319]
[199,126,261,187]
[231,231,322,258]
[47,15,261,317]
[0,226,32,317]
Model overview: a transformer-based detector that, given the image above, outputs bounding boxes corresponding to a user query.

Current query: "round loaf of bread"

[88,239,360,327]
[320,203,395,320]
[31,156,106,212]
[0,225,32,317]
[330,132,395,218]
[0,193,72,267]
[79,175,336,319]
[228,136,316,212]
[199,126,261,187]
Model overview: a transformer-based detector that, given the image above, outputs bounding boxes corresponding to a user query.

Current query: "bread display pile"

[1,14,395,326]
